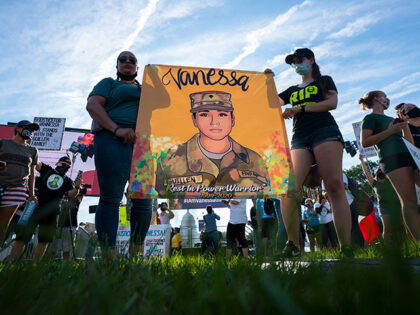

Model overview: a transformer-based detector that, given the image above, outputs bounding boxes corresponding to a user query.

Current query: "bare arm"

[35,161,42,172]
[402,124,414,145]
[168,209,175,219]
[27,165,37,204]
[86,95,118,133]
[358,155,374,186]
[361,121,407,148]
[86,95,136,143]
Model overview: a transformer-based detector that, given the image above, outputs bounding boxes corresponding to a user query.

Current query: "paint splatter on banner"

[129,65,292,199]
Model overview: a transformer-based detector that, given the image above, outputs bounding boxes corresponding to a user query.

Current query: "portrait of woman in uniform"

[155,90,269,197]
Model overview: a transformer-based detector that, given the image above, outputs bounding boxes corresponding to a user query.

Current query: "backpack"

[263,198,275,216]
[347,180,374,216]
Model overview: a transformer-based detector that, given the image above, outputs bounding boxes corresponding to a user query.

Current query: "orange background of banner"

[129,64,292,198]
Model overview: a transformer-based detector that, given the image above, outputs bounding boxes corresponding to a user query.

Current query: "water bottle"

[17,200,37,225]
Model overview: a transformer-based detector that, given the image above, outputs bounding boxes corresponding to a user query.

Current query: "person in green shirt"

[359,90,420,241]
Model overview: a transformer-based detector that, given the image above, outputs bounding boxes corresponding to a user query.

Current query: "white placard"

[143,224,171,257]
[352,122,377,158]
[116,226,131,255]
[403,138,420,169]
[32,117,66,150]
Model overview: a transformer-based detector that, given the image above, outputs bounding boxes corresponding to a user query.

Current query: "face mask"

[295,62,310,75]
[19,128,33,140]
[379,98,390,109]
[407,107,420,118]
[56,165,70,175]
[117,71,137,81]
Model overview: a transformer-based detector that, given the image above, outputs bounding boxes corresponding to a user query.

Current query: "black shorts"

[226,223,248,249]
[379,152,417,174]
[15,202,60,243]
[291,125,344,150]
[261,218,276,238]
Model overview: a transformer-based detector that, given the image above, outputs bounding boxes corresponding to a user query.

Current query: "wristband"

[113,127,120,136]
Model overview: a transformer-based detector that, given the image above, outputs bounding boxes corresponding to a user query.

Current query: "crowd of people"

[1,47,419,262]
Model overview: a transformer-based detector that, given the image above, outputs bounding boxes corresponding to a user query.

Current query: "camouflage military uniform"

[155,133,269,197]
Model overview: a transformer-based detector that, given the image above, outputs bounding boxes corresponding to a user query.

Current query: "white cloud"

[222,0,311,69]
[328,13,381,39]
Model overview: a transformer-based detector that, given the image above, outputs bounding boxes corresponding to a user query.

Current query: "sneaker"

[281,240,301,258]
[340,245,354,259]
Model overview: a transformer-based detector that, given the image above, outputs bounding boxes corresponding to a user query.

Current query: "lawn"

[0,245,419,315]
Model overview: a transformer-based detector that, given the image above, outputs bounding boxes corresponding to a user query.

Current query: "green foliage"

[344,159,379,197]
[0,247,419,315]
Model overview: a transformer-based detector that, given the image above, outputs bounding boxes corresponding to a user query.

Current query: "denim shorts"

[379,152,418,174]
[291,125,344,150]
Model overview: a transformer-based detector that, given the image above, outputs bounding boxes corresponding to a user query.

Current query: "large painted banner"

[129,65,291,199]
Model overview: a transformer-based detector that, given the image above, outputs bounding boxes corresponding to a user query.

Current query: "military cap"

[189,91,234,113]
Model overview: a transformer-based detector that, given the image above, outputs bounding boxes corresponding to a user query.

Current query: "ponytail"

[311,62,326,97]
[358,90,382,111]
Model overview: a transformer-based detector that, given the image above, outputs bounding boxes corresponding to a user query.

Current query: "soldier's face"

[193,110,234,141]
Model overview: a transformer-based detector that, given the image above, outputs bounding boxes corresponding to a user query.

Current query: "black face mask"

[19,128,33,140]
[56,165,70,175]
[407,107,420,118]
[117,70,137,81]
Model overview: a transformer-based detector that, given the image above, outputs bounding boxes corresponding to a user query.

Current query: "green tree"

[343,159,379,198]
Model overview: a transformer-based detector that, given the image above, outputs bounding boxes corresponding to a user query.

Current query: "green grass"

[0,250,419,315]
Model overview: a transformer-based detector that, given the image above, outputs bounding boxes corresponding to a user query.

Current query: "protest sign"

[143,224,171,257]
[129,65,291,199]
[352,122,376,158]
[403,138,420,169]
[116,226,130,255]
[32,117,66,150]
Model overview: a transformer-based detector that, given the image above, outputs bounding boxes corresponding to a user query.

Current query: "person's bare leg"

[381,215,391,241]
[63,251,71,261]
[387,167,420,240]
[314,141,351,248]
[242,247,248,259]
[281,149,313,246]
[308,233,315,252]
[262,237,268,256]
[33,242,48,262]
[9,240,26,261]
[0,205,19,245]
[225,248,232,259]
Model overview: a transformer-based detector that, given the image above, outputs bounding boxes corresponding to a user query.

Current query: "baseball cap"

[285,48,315,65]
[16,120,40,131]
[190,91,233,113]
[58,156,72,165]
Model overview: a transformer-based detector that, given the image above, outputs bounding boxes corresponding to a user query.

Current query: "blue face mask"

[295,62,310,75]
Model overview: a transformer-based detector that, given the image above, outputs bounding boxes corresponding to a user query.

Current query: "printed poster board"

[352,122,377,158]
[129,65,292,199]
[32,117,66,150]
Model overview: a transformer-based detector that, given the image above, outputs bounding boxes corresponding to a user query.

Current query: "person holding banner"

[0,120,39,246]
[359,90,420,241]
[272,48,352,258]
[86,51,152,256]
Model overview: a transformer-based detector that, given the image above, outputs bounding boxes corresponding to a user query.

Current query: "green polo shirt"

[361,113,408,160]
[88,77,141,125]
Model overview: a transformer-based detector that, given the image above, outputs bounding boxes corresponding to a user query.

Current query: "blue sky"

[1,0,420,224]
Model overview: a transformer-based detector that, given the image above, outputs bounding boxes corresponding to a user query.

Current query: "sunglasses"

[118,56,137,64]
[291,56,304,66]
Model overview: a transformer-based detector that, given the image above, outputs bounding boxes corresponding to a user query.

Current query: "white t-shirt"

[159,211,171,224]
[315,202,333,225]
[228,199,248,224]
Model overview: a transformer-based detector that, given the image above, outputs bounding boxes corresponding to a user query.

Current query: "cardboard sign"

[170,198,226,210]
[403,138,420,169]
[129,65,292,199]
[32,117,66,150]
[352,122,377,158]
[143,224,171,257]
